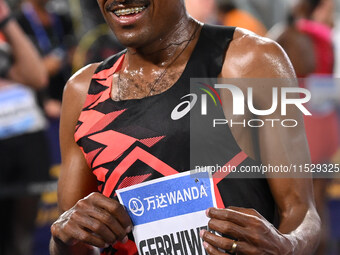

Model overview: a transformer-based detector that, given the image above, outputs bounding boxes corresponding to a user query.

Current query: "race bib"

[117,171,216,255]
[0,82,46,139]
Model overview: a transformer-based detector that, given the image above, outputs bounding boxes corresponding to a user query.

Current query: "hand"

[0,0,10,22]
[200,207,293,255]
[51,192,133,249]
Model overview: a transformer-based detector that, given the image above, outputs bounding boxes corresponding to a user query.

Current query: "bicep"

[229,32,311,167]
[58,139,97,212]
[258,89,314,233]
[252,40,315,232]
[58,65,99,212]
[222,31,315,231]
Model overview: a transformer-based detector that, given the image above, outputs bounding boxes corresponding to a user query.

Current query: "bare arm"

[50,63,132,255]
[56,64,99,212]
[0,0,47,88]
[50,63,99,254]
[201,28,320,255]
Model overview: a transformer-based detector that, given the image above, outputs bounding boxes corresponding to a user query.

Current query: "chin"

[114,29,151,49]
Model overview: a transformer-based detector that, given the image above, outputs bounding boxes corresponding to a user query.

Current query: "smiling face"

[97,0,187,48]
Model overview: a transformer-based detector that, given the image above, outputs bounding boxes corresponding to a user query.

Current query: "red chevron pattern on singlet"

[74,54,185,199]
[74,52,248,207]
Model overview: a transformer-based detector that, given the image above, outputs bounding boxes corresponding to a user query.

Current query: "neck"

[125,16,199,68]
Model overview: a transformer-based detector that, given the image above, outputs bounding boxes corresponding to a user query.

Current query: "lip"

[106,1,150,26]
[107,4,149,26]
[109,3,147,12]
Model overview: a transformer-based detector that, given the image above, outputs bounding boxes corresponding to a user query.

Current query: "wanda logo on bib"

[128,198,144,216]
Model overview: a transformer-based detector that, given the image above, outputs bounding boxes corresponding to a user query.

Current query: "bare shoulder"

[64,63,101,103]
[60,62,101,133]
[62,63,101,117]
[222,28,295,78]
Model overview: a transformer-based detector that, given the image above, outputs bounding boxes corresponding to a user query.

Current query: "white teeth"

[114,6,146,17]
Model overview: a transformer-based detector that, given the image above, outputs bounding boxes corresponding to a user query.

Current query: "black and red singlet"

[75,24,276,254]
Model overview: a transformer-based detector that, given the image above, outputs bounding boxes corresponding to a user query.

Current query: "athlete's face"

[97,0,186,48]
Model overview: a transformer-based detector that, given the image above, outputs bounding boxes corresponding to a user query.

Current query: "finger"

[87,193,132,229]
[60,221,107,248]
[227,206,264,219]
[71,210,116,244]
[208,209,272,246]
[200,229,235,251]
[201,231,257,255]
[207,208,252,227]
[208,218,246,240]
[230,241,258,255]
[203,241,229,255]
[86,205,129,242]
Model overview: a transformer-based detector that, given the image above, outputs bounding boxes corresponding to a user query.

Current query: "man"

[50,0,321,254]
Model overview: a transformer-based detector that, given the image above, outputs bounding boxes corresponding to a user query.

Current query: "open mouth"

[114,6,147,17]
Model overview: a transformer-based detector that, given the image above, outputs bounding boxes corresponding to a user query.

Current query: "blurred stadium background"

[1,0,340,254]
